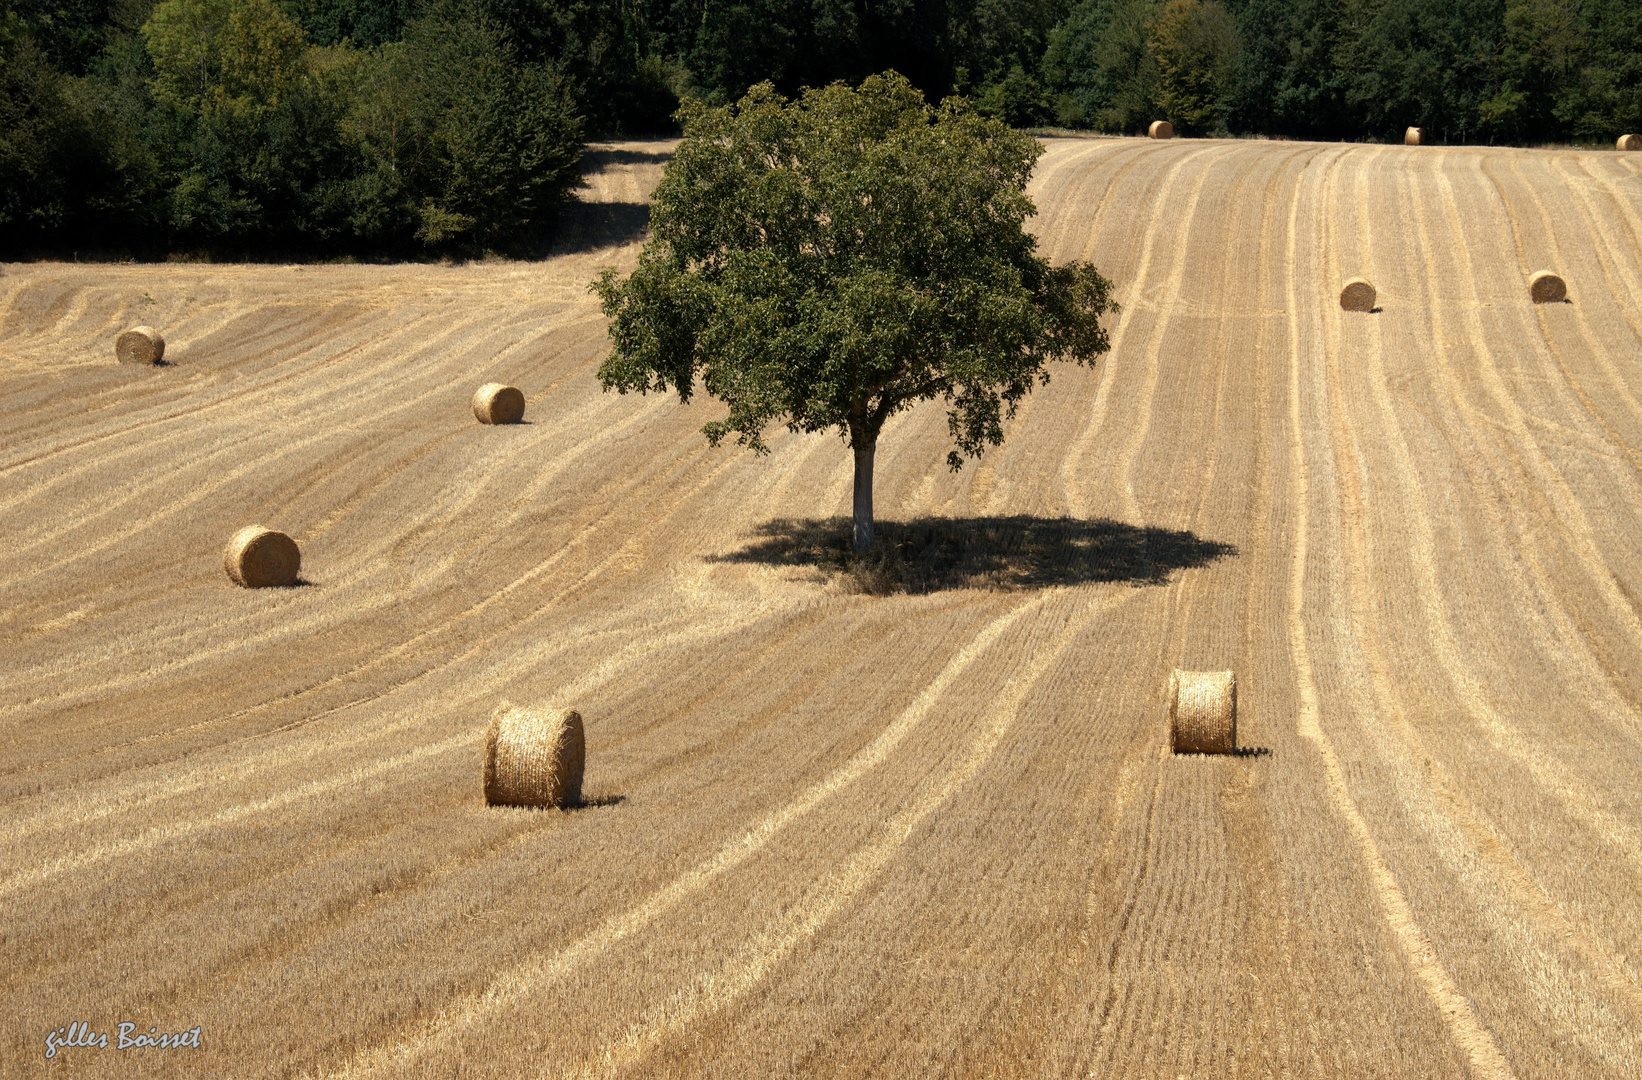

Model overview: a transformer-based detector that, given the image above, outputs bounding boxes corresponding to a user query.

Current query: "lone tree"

[594,72,1117,551]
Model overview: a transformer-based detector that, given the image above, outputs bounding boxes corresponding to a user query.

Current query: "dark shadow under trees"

[714,516,1237,594]
[579,146,676,169]
[546,144,672,252]
[548,201,651,253]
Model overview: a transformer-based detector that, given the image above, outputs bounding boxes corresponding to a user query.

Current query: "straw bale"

[485,706,585,808]
[1339,278,1377,312]
[1404,127,1423,146]
[1618,134,1641,151]
[472,383,526,425]
[1169,669,1236,754]
[223,525,300,588]
[1529,270,1566,304]
[1148,120,1173,140]
[116,326,165,365]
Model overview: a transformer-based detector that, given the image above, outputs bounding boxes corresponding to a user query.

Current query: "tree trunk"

[852,442,875,552]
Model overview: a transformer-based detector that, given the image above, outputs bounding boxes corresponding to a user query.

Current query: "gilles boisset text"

[45,1021,202,1057]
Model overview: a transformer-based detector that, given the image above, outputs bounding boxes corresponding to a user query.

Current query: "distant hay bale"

[484,706,584,808]
[1148,120,1173,140]
[1404,127,1423,146]
[115,326,165,365]
[223,525,300,588]
[472,383,525,425]
[1339,278,1377,312]
[1169,670,1237,755]
[1529,270,1566,304]
[1618,134,1641,151]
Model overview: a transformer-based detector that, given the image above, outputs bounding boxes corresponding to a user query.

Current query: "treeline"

[3,0,1638,258]
[1045,0,1642,145]
[673,0,1640,146]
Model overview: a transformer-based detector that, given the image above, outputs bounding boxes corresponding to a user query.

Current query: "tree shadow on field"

[714,516,1237,595]
[549,202,651,253]
[581,146,674,169]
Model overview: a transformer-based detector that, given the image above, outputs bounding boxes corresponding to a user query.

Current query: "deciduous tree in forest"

[1043,0,1163,132]
[349,8,584,251]
[1147,0,1238,134]
[143,0,306,118]
[1,0,26,61]
[593,73,1116,551]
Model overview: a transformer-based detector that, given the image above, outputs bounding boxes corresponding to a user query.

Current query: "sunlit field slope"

[3,137,1641,1079]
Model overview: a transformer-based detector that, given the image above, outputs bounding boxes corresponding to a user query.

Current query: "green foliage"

[659,0,964,112]
[1043,0,1161,132]
[1223,0,1352,138]
[974,62,1053,126]
[1476,0,1640,143]
[1477,0,1580,140]
[956,0,1069,126]
[1,0,27,61]
[1,27,161,256]
[1148,0,1237,133]
[142,0,304,117]
[528,0,681,135]
[0,36,102,237]
[14,0,116,73]
[679,0,802,105]
[138,0,353,247]
[286,0,412,47]
[339,6,584,253]
[1575,0,1642,140]
[594,72,1116,486]
[1331,0,1507,143]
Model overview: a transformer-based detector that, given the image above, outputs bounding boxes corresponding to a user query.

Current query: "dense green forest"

[3,0,1638,258]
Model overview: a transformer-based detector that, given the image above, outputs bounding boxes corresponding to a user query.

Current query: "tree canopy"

[593,73,1117,549]
[143,0,306,118]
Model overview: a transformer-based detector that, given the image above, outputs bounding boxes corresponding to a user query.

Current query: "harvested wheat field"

[4,136,1642,1079]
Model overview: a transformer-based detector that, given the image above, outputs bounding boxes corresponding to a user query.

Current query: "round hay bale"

[1404,127,1423,146]
[1617,134,1641,151]
[1339,278,1377,312]
[1148,120,1173,140]
[223,526,301,588]
[484,706,584,808]
[115,326,165,365]
[472,383,525,425]
[1169,669,1236,755]
[1529,270,1566,304]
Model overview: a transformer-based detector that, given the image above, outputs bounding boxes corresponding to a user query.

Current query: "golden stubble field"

[3,137,1641,1079]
